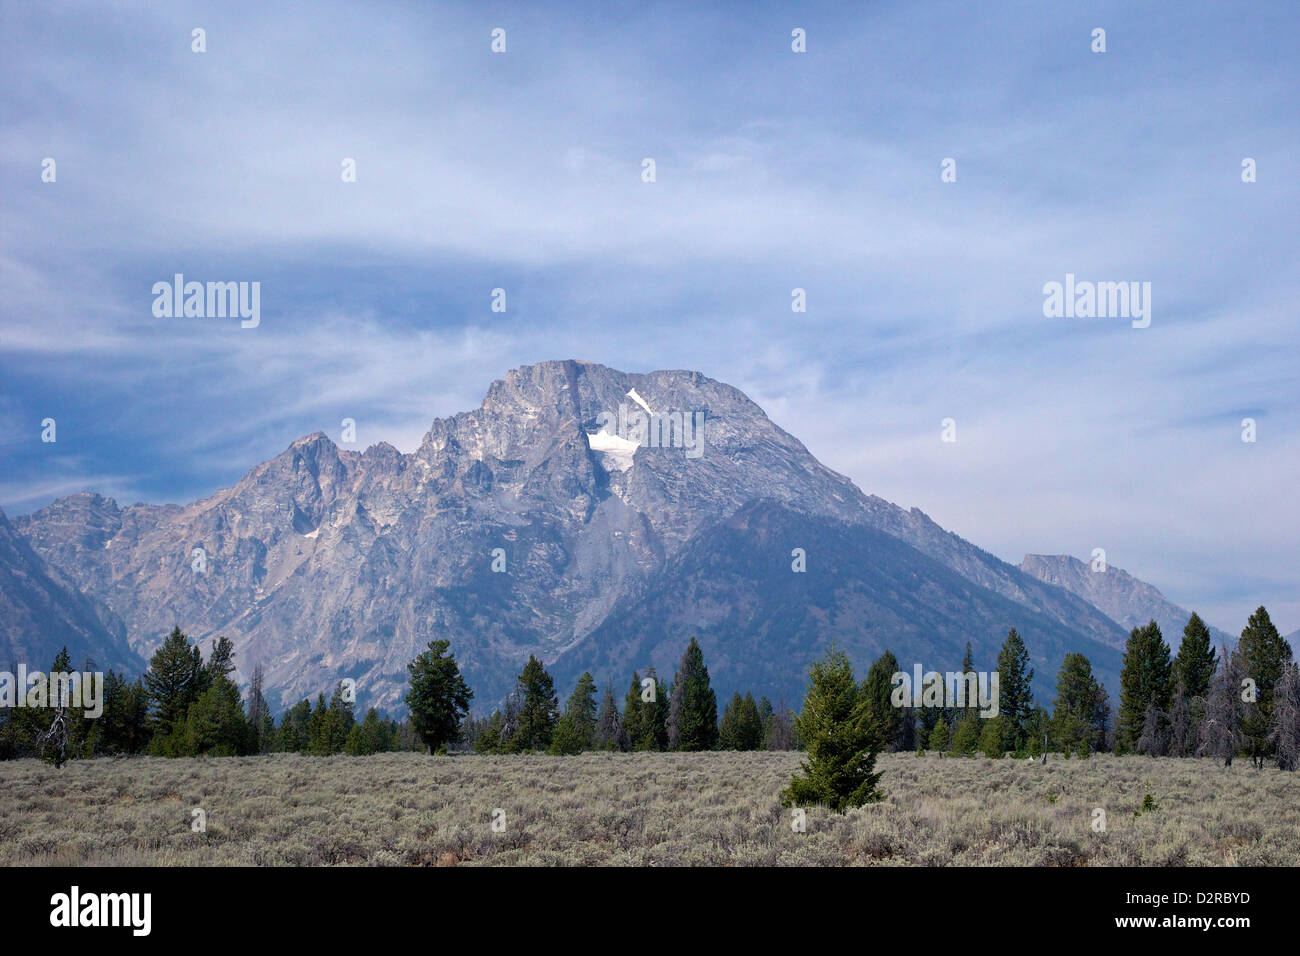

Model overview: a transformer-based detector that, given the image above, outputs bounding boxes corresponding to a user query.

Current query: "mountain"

[0,504,140,674]
[552,500,1123,705]
[1018,554,1235,650]
[13,359,1129,712]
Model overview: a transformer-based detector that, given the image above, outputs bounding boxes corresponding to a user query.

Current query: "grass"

[0,751,1294,866]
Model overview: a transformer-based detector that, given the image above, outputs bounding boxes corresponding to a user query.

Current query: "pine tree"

[144,627,205,743]
[1052,653,1106,753]
[718,691,763,750]
[550,672,598,755]
[979,716,1007,758]
[623,672,646,749]
[1118,621,1173,753]
[183,675,252,756]
[329,681,356,737]
[509,655,559,752]
[667,638,717,751]
[647,672,669,750]
[593,684,625,751]
[346,707,392,755]
[995,629,1034,746]
[1173,613,1217,699]
[862,650,902,750]
[99,671,150,755]
[306,692,336,754]
[405,639,473,754]
[780,647,883,811]
[950,711,980,755]
[1237,606,1293,768]
[204,636,236,685]
[928,716,950,752]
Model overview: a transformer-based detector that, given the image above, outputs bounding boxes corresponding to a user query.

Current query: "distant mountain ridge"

[7,360,1136,712]
[1018,554,1236,650]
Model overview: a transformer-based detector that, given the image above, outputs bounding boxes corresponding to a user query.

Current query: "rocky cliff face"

[1018,553,1235,650]
[0,505,139,673]
[12,359,1130,712]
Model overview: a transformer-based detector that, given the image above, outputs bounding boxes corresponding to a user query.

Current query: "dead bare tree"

[38,707,70,768]
[1270,662,1300,771]
[1200,646,1244,767]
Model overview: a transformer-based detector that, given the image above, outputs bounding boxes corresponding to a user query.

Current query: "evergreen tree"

[405,639,473,754]
[593,684,625,751]
[995,628,1034,746]
[204,636,236,685]
[182,675,252,756]
[1024,705,1049,757]
[718,691,763,750]
[1052,653,1107,753]
[276,699,312,752]
[549,672,598,755]
[928,716,950,751]
[1118,621,1173,753]
[1173,613,1217,699]
[345,707,392,755]
[667,638,717,751]
[472,711,504,754]
[99,671,150,755]
[307,692,347,755]
[328,681,356,737]
[781,647,882,811]
[623,671,646,749]
[647,672,669,750]
[144,627,205,742]
[950,711,980,755]
[862,650,902,750]
[979,716,1007,758]
[1237,606,1293,768]
[509,655,559,752]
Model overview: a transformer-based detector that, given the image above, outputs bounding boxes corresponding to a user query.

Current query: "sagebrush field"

[1,752,1295,866]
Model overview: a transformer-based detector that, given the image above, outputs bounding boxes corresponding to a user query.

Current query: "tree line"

[3,605,1295,774]
[0,628,425,761]
[455,638,798,755]
[859,607,1297,771]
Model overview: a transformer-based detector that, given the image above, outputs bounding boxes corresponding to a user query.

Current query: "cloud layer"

[2,1,1296,634]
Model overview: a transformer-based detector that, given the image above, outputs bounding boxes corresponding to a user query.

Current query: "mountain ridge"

[1018,553,1236,650]
[9,359,1136,712]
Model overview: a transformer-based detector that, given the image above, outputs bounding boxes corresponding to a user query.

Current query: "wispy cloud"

[1,0,1296,632]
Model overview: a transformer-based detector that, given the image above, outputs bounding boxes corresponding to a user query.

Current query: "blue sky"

[1,0,1296,635]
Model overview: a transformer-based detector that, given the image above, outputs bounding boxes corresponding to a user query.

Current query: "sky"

[1,0,1296,636]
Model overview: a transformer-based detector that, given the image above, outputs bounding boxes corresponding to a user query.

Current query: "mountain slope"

[553,500,1124,705]
[1018,554,1235,649]
[0,504,140,673]
[14,360,1132,712]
